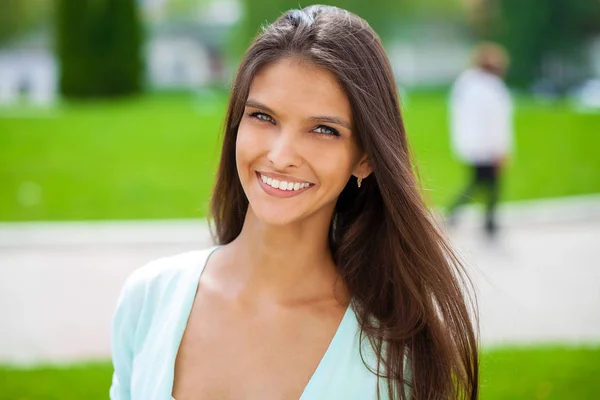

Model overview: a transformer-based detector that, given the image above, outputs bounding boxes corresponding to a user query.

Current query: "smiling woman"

[109,5,478,400]
[236,58,365,227]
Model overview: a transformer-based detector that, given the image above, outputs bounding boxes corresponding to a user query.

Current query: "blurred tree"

[166,0,207,18]
[0,1,27,45]
[0,0,51,46]
[56,0,143,98]
[475,0,600,90]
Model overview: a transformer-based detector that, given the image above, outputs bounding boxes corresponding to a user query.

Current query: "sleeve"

[109,269,147,400]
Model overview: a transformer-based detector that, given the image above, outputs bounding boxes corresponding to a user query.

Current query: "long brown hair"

[210,5,478,400]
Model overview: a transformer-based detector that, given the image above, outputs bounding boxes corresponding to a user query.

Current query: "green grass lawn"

[479,345,600,399]
[0,346,598,399]
[1,91,599,222]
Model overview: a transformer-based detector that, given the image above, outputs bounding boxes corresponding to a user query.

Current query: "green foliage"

[0,346,598,399]
[166,0,211,18]
[0,0,29,46]
[55,0,143,98]
[493,0,600,89]
[0,0,51,46]
[1,93,599,222]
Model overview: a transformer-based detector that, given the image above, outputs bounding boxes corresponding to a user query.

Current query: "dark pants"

[447,164,500,236]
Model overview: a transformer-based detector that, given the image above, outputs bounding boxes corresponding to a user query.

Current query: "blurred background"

[0,0,599,399]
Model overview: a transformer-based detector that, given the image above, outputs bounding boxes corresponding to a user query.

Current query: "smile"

[255,172,314,198]
[258,173,312,191]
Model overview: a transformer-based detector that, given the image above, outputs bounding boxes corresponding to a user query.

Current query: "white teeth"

[260,174,310,191]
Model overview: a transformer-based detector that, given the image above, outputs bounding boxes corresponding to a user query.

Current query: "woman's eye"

[314,125,340,137]
[249,112,274,123]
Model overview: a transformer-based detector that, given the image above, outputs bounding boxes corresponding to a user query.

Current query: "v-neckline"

[167,246,353,400]
[297,304,352,399]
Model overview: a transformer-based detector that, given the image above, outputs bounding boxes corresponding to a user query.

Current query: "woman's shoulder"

[127,247,215,288]
[116,247,217,312]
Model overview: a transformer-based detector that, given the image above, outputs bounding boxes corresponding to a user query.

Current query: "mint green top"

[110,247,407,399]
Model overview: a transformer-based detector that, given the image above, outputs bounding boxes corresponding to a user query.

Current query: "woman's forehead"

[247,58,352,121]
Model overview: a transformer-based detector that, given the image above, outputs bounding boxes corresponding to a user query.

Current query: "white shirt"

[449,68,513,164]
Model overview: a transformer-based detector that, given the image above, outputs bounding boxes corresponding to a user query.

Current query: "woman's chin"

[249,204,302,227]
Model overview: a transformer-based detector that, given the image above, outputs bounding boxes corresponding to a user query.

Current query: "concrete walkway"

[1,196,599,364]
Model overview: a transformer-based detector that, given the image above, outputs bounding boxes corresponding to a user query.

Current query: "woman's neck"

[212,208,348,307]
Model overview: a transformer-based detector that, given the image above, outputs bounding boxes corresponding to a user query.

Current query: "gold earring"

[357,176,363,188]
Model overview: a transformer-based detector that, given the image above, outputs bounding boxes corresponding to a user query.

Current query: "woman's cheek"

[236,126,256,159]
[238,121,265,147]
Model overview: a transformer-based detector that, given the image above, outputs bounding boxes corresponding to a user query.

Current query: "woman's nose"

[267,129,303,169]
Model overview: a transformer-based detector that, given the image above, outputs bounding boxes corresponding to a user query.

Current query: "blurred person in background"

[110,6,478,400]
[446,42,513,239]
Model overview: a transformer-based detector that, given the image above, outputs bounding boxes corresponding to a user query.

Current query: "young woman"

[110,5,479,400]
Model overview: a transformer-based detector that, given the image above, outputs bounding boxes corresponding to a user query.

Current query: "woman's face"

[236,57,367,227]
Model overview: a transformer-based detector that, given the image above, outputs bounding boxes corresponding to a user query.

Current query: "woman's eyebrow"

[245,99,276,115]
[309,116,352,131]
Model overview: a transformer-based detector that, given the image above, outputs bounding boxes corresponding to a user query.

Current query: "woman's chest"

[171,296,345,400]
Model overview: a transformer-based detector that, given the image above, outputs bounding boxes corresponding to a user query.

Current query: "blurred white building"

[0,34,57,106]
[146,34,212,89]
[388,22,473,89]
[145,22,228,90]
[143,0,241,90]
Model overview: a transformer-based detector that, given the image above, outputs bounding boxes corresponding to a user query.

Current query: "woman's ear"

[352,154,373,179]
